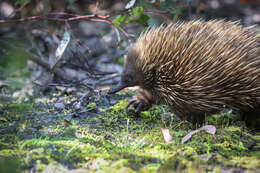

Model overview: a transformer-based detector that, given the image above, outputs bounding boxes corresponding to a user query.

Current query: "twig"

[113,26,121,44]
[0,11,136,38]
[47,83,73,87]
[26,31,46,61]
[30,54,73,81]
[0,13,111,23]
[94,1,99,15]
[7,1,30,18]
[115,25,136,38]
[144,9,172,24]
[98,74,121,83]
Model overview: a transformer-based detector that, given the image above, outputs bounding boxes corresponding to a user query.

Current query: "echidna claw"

[135,102,144,113]
[126,98,149,113]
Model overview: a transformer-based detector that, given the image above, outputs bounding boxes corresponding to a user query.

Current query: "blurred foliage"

[0,38,32,91]
[113,0,191,27]
[9,0,191,27]
[15,0,27,6]
[0,157,21,173]
[65,0,77,4]
[112,6,150,27]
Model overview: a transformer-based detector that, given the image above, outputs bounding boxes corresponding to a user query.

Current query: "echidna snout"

[108,72,133,94]
[108,50,144,94]
[108,66,142,94]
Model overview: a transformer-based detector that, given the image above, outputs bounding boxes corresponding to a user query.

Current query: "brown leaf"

[181,125,216,144]
[161,128,173,143]
[181,129,199,144]
[63,119,72,127]
[200,125,216,134]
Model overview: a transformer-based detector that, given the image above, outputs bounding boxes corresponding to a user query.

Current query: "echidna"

[109,20,260,128]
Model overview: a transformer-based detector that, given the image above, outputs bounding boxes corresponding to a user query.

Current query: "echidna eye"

[123,73,133,83]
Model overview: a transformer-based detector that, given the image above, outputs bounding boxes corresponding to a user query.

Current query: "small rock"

[95,21,110,30]
[102,31,118,47]
[74,102,81,110]
[84,37,106,57]
[66,87,77,94]
[54,102,65,109]
[79,22,98,37]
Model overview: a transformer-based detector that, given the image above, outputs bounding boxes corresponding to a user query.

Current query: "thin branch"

[113,26,121,44]
[0,10,138,38]
[8,1,30,18]
[115,25,135,38]
[94,1,99,15]
[144,11,171,24]
[0,13,110,23]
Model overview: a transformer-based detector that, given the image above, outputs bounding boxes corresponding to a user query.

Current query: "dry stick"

[0,12,136,39]
[0,13,111,23]
[115,26,135,38]
[30,55,73,81]
[98,74,121,84]
[93,1,99,15]
[7,1,30,18]
[145,10,172,25]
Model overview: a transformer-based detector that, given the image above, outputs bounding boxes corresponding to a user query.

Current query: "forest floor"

[0,88,260,173]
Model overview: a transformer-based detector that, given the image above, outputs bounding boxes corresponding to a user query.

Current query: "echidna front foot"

[126,98,150,113]
[126,88,154,113]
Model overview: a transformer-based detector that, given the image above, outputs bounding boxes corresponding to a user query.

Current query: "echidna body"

[109,20,260,127]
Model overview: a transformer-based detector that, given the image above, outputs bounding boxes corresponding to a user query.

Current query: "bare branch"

[0,12,111,23]
[115,26,136,38]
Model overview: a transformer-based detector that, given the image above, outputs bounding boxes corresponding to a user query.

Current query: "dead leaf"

[181,125,216,144]
[181,128,202,144]
[200,125,216,134]
[63,119,72,127]
[161,128,173,143]
[125,0,136,9]
[51,31,71,69]
[200,154,213,161]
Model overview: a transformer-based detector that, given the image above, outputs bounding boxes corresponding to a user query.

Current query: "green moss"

[0,149,17,156]
[207,112,241,127]
[111,159,128,168]
[98,99,129,129]
[87,102,97,109]
[19,137,108,168]
[140,111,151,117]
[158,155,189,172]
[0,45,31,78]
[0,156,21,173]
[116,55,125,65]
[181,146,197,159]
[106,99,128,112]
[228,156,260,169]
[0,134,19,148]
[7,103,35,113]
[1,89,259,172]
[24,147,51,166]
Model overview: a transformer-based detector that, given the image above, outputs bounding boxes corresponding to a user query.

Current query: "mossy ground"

[0,91,259,173]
